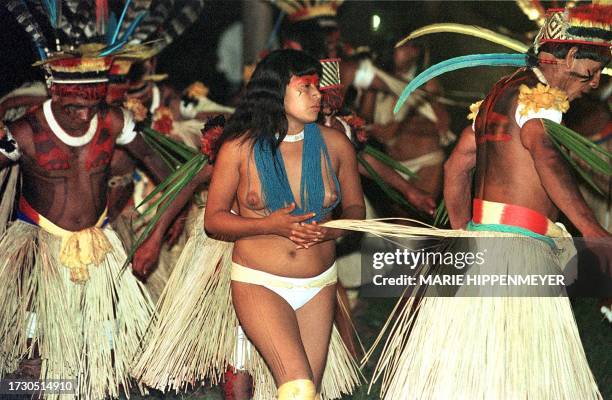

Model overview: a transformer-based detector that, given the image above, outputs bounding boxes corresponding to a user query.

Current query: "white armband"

[514,103,563,128]
[116,108,137,145]
[353,58,375,89]
[0,126,21,161]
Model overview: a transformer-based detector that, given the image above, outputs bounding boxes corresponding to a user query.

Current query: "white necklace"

[282,130,305,142]
[43,100,98,147]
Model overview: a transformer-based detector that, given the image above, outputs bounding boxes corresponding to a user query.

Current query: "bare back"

[473,69,559,220]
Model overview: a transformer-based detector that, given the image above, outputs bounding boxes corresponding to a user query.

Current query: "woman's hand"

[295,221,343,249]
[264,203,321,247]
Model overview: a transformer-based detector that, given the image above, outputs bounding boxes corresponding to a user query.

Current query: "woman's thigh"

[231,281,312,386]
[296,284,337,389]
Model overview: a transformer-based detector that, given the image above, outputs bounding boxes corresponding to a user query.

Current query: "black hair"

[530,42,611,66]
[215,49,322,153]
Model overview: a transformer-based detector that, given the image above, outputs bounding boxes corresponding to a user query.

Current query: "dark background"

[0,1,539,99]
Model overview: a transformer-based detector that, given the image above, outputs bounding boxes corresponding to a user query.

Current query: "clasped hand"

[265,202,337,249]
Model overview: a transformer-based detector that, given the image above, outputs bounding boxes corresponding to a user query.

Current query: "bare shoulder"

[217,135,250,164]
[318,124,354,152]
[6,115,34,147]
[106,106,126,135]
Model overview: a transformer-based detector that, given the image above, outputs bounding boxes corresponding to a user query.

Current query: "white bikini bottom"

[231,262,337,310]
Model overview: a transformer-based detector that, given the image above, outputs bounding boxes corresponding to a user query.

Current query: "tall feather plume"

[110,0,133,45]
[5,0,49,60]
[120,0,151,33]
[57,0,97,44]
[394,54,528,114]
[130,0,177,44]
[396,23,529,53]
[159,0,205,47]
[63,0,81,14]
[96,0,109,36]
[40,0,60,28]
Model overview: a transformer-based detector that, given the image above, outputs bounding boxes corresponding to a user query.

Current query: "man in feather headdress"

[0,2,183,398]
[373,4,611,400]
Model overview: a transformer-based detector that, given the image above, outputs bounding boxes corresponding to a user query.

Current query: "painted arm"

[359,152,436,215]
[520,119,609,237]
[444,126,476,229]
[131,163,212,277]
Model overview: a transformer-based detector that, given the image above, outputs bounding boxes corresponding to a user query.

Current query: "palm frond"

[433,199,449,227]
[357,154,417,213]
[122,154,208,271]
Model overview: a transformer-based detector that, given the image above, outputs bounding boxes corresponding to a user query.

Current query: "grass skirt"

[0,220,155,399]
[134,211,362,399]
[370,234,602,400]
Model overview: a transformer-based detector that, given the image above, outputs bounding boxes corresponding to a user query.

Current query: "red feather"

[96,0,109,35]
[569,4,612,26]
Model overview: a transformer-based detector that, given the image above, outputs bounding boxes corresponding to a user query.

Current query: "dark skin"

[1,93,172,247]
[288,37,435,215]
[359,43,449,200]
[445,48,609,238]
[324,114,435,215]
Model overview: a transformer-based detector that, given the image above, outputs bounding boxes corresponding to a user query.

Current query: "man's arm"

[520,119,609,237]
[444,126,476,229]
[131,163,212,277]
[359,152,436,215]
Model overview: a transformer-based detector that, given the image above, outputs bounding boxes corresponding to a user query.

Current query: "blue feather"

[99,11,146,56]
[99,40,127,57]
[394,53,528,114]
[119,11,147,43]
[41,0,57,28]
[111,0,133,45]
[106,12,117,45]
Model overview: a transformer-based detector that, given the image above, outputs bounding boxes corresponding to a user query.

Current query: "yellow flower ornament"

[467,100,483,121]
[518,83,569,116]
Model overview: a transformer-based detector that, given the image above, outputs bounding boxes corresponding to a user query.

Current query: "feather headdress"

[393,3,612,112]
[269,0,344,23]
[5,1,149,87]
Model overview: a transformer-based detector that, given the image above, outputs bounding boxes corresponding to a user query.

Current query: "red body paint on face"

[290,74,320,89]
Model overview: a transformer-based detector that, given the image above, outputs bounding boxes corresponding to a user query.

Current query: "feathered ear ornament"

[394,54,528,114]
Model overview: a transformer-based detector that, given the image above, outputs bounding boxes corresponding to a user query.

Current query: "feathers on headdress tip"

[41,0,61,28]
[6,0,49,60]
[95,0,109,35]
[110,0,133,45]
[394,53,529,114]
[106,12,118,45]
